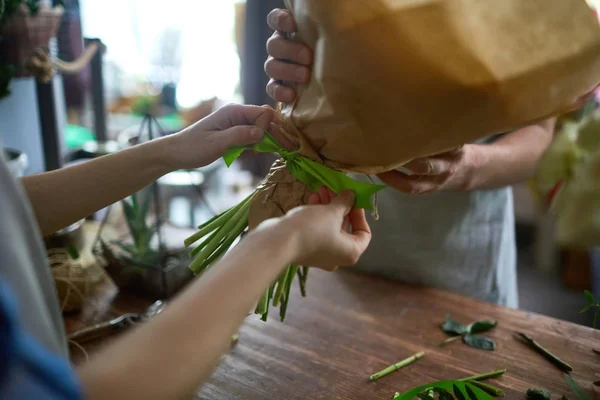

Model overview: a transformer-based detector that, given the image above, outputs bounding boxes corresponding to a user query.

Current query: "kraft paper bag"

[251,0,600,223]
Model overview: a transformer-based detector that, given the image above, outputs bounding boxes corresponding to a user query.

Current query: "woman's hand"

[166,104,275,170]
[376,145,483,194]
[269,188,371,271]
[265,8,312,103]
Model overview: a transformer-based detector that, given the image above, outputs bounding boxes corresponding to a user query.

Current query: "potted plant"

[98,187,194,299]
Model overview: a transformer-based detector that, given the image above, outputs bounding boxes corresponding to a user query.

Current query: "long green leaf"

[394,381,494,400]
[585,290,595,305]
[221,131,386,210]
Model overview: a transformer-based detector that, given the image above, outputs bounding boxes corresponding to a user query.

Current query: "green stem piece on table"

[458,369,506,382]
[515,332,573,372]
[439,335,464,347]
[369,351,425,381]
[467,381,504,397]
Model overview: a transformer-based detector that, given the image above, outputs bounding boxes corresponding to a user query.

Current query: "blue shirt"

[0,277,83,399]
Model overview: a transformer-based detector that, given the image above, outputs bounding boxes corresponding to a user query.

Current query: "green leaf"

[594,308,600,329]
[453,384,467,400]
[394,393,401,400]
[295,157,386,210]
[222,131,386,210]
[527,389,552,400]
[223,146,247,167]
[467,320,498,335]
[585,290,595,305]
[463,335,496,351]
[564,374,592,400]
[394,381,494,400]
[441,315,468,336]
[579,304,594,314]
[465,385,479,400]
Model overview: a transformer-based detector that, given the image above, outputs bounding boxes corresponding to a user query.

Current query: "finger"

[342,215,351,233]
[401,157,452,176]
[317,186,330,204]
[268,122,297,151]
[308,193,320,205]
[267,32,312,65]
[377,171,441,194]
[266,79,297,103]
[218,125,265,149]
[347,208,371,236]
[329,190,355,216]
[265,57,310,83]
[267,8,297,33]
[207,104,275,131]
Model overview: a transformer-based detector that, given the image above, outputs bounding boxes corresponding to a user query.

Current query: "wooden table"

[64,270,599,400]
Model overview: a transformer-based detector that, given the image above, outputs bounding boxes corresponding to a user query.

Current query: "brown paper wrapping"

[250,0,600,225]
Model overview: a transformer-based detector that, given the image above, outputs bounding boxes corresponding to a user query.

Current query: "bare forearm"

[469,118,556,190]
[22,136,177,236]
[77,222,299,400]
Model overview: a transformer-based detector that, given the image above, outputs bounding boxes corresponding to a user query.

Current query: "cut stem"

[439,335,463,347]
[466,380,504,397]
[272,267,290,307]
[279,265,298,322]
[515,332,572,372]
[458,369,506,382]
[369,351,425,381]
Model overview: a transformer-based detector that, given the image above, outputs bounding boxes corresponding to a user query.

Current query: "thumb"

[329,190,356,216]
[220,125,264,148]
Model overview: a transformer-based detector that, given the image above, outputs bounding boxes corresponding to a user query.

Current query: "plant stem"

[189,201,250,273]
[272,267,290,307]
[515,332,573,372]
[439,335,463,347]
[184,208,230,247]
[279,265,298,322]
[458,369,506,382]
[369,351,425,381]
[467,381,504,397]
[255,287,269,315]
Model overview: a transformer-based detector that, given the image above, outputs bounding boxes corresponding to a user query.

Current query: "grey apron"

[352,185,518,308]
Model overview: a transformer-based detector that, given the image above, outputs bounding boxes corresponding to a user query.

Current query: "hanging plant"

[0,0,64,100]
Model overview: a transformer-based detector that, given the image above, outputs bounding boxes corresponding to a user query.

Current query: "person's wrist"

[152,133,186,172]
[462,144,488,190]
[253,215,303,265]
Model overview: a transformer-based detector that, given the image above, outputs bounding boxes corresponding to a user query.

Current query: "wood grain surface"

[64,269,600,400]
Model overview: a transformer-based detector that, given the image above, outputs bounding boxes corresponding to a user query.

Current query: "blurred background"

[0,0,595,326]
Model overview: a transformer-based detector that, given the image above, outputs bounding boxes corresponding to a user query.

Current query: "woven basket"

[0,6,64,78]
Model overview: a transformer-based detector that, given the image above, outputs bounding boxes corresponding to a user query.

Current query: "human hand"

[265,8,312,103]
[166,104,274,170]
[279,187,371,271]
[376,145,482,194]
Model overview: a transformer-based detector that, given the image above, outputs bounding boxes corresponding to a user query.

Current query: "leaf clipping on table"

[442,315,468,335]
[393,381,495,400]
[564,374,592,400]
[440,315,497,350]
[463,335,496,351]
[526,388,552,400]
